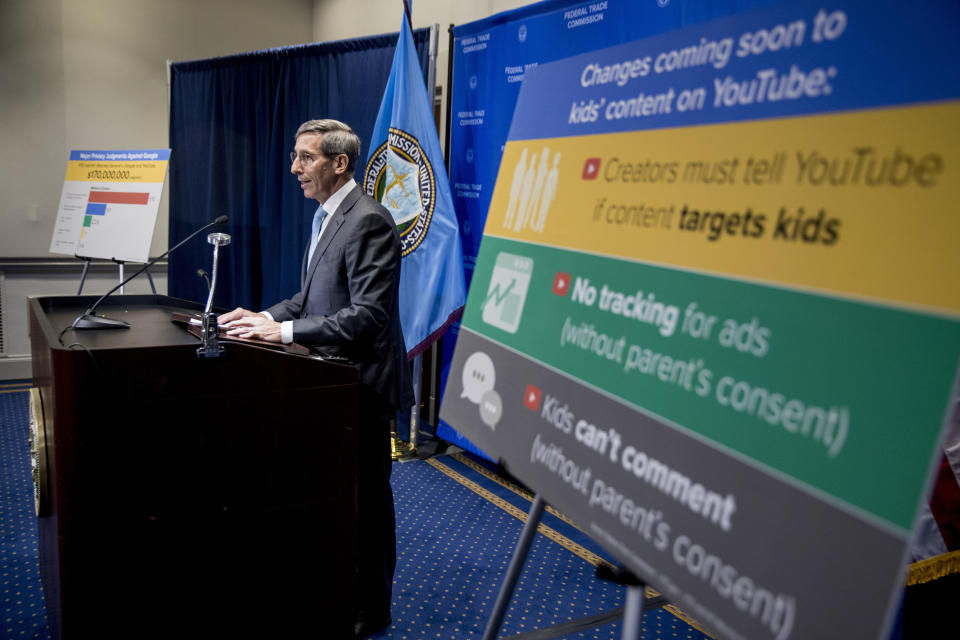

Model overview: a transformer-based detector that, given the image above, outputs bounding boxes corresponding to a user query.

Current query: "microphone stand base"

[196,312,226,358]
[72,314,131,330]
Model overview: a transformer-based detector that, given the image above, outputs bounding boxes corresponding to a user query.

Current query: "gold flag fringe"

[906,550,960,586]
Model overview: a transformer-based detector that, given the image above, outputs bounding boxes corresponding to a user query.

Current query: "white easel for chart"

[75,255,157,296]
[49,148,170,295]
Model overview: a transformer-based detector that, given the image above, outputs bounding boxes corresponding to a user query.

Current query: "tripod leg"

[620,583,646,640]
[77,258,91,295]
[145,265,157,294]
[482,495,546,640]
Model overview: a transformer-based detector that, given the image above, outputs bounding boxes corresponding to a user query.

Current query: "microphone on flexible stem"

[197,268,211,291]
[197,232,231,358]
[70,215,229,330]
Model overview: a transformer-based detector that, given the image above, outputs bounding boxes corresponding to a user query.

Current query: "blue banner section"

[366,14,466,357]
[69,150,171,161]
[440,0,777,457]
[508,0,960,141]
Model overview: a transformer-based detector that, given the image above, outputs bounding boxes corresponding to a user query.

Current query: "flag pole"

[374,0,464,460]
[392,0,418,461]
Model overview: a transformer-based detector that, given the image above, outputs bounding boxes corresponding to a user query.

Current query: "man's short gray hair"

[295,119,361,173]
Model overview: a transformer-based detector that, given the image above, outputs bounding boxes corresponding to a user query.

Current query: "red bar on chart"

[87,191,149,205]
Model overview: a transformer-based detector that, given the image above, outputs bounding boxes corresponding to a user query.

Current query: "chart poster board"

[50,149,170,262]
[440,1,960,639]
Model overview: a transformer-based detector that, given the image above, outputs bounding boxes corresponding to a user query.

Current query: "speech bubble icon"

[479,389,503,429]
[461,351,496,404]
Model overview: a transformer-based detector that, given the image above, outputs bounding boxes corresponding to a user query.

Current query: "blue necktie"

[306,206,326,268]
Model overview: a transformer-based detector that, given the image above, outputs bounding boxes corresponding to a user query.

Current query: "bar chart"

[76,189,156,261]
[51,150,170,262]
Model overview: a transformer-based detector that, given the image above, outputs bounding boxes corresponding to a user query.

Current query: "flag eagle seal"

[363,127,436,257]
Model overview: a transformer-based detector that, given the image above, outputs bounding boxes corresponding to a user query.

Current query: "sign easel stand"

[481,494,667,640]
[75,255,93,295]
[75,255,157,296]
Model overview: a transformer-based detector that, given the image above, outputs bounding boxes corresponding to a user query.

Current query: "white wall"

[1,0,315,260]
[1,1,67,260]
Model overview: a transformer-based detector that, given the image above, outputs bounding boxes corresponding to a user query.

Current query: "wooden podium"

[29,295,359,638]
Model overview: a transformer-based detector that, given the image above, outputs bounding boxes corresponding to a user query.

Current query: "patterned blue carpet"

[1,381,48,640]
[0,381,710,639]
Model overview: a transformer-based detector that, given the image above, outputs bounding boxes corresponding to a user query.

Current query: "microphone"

[70,215,229,330]
[197,268,211,291]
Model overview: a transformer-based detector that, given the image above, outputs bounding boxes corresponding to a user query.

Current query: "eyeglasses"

[289,151,319,166]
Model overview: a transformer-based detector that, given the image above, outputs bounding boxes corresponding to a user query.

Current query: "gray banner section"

[442,329,906,640]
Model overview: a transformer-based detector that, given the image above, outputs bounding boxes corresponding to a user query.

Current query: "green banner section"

[463,236,960,531]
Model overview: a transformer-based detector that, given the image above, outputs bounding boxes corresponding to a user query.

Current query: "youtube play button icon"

[523,384,542,411]
[582,157,601,179]
[553,272,571,296]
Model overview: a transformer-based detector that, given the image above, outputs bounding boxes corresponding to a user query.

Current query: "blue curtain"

[168,30,432,310]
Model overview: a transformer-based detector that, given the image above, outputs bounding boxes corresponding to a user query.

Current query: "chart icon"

[482,252,533,334]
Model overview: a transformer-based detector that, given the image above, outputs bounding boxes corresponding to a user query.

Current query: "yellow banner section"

[489,102,960,314]
[64,160,168,183]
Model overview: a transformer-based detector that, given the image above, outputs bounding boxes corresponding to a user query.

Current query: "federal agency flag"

[364,12,466,357]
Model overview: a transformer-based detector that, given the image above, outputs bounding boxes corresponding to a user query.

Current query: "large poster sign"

[50,149,170,262]
[441,1,960,638]
[441,0,778,456]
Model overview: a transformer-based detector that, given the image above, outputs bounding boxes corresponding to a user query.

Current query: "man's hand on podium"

[219,307,282,343]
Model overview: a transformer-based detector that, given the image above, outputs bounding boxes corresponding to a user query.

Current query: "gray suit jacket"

[267,185,414,415]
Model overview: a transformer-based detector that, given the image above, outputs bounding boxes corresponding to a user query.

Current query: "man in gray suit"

[220,119,413,638]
